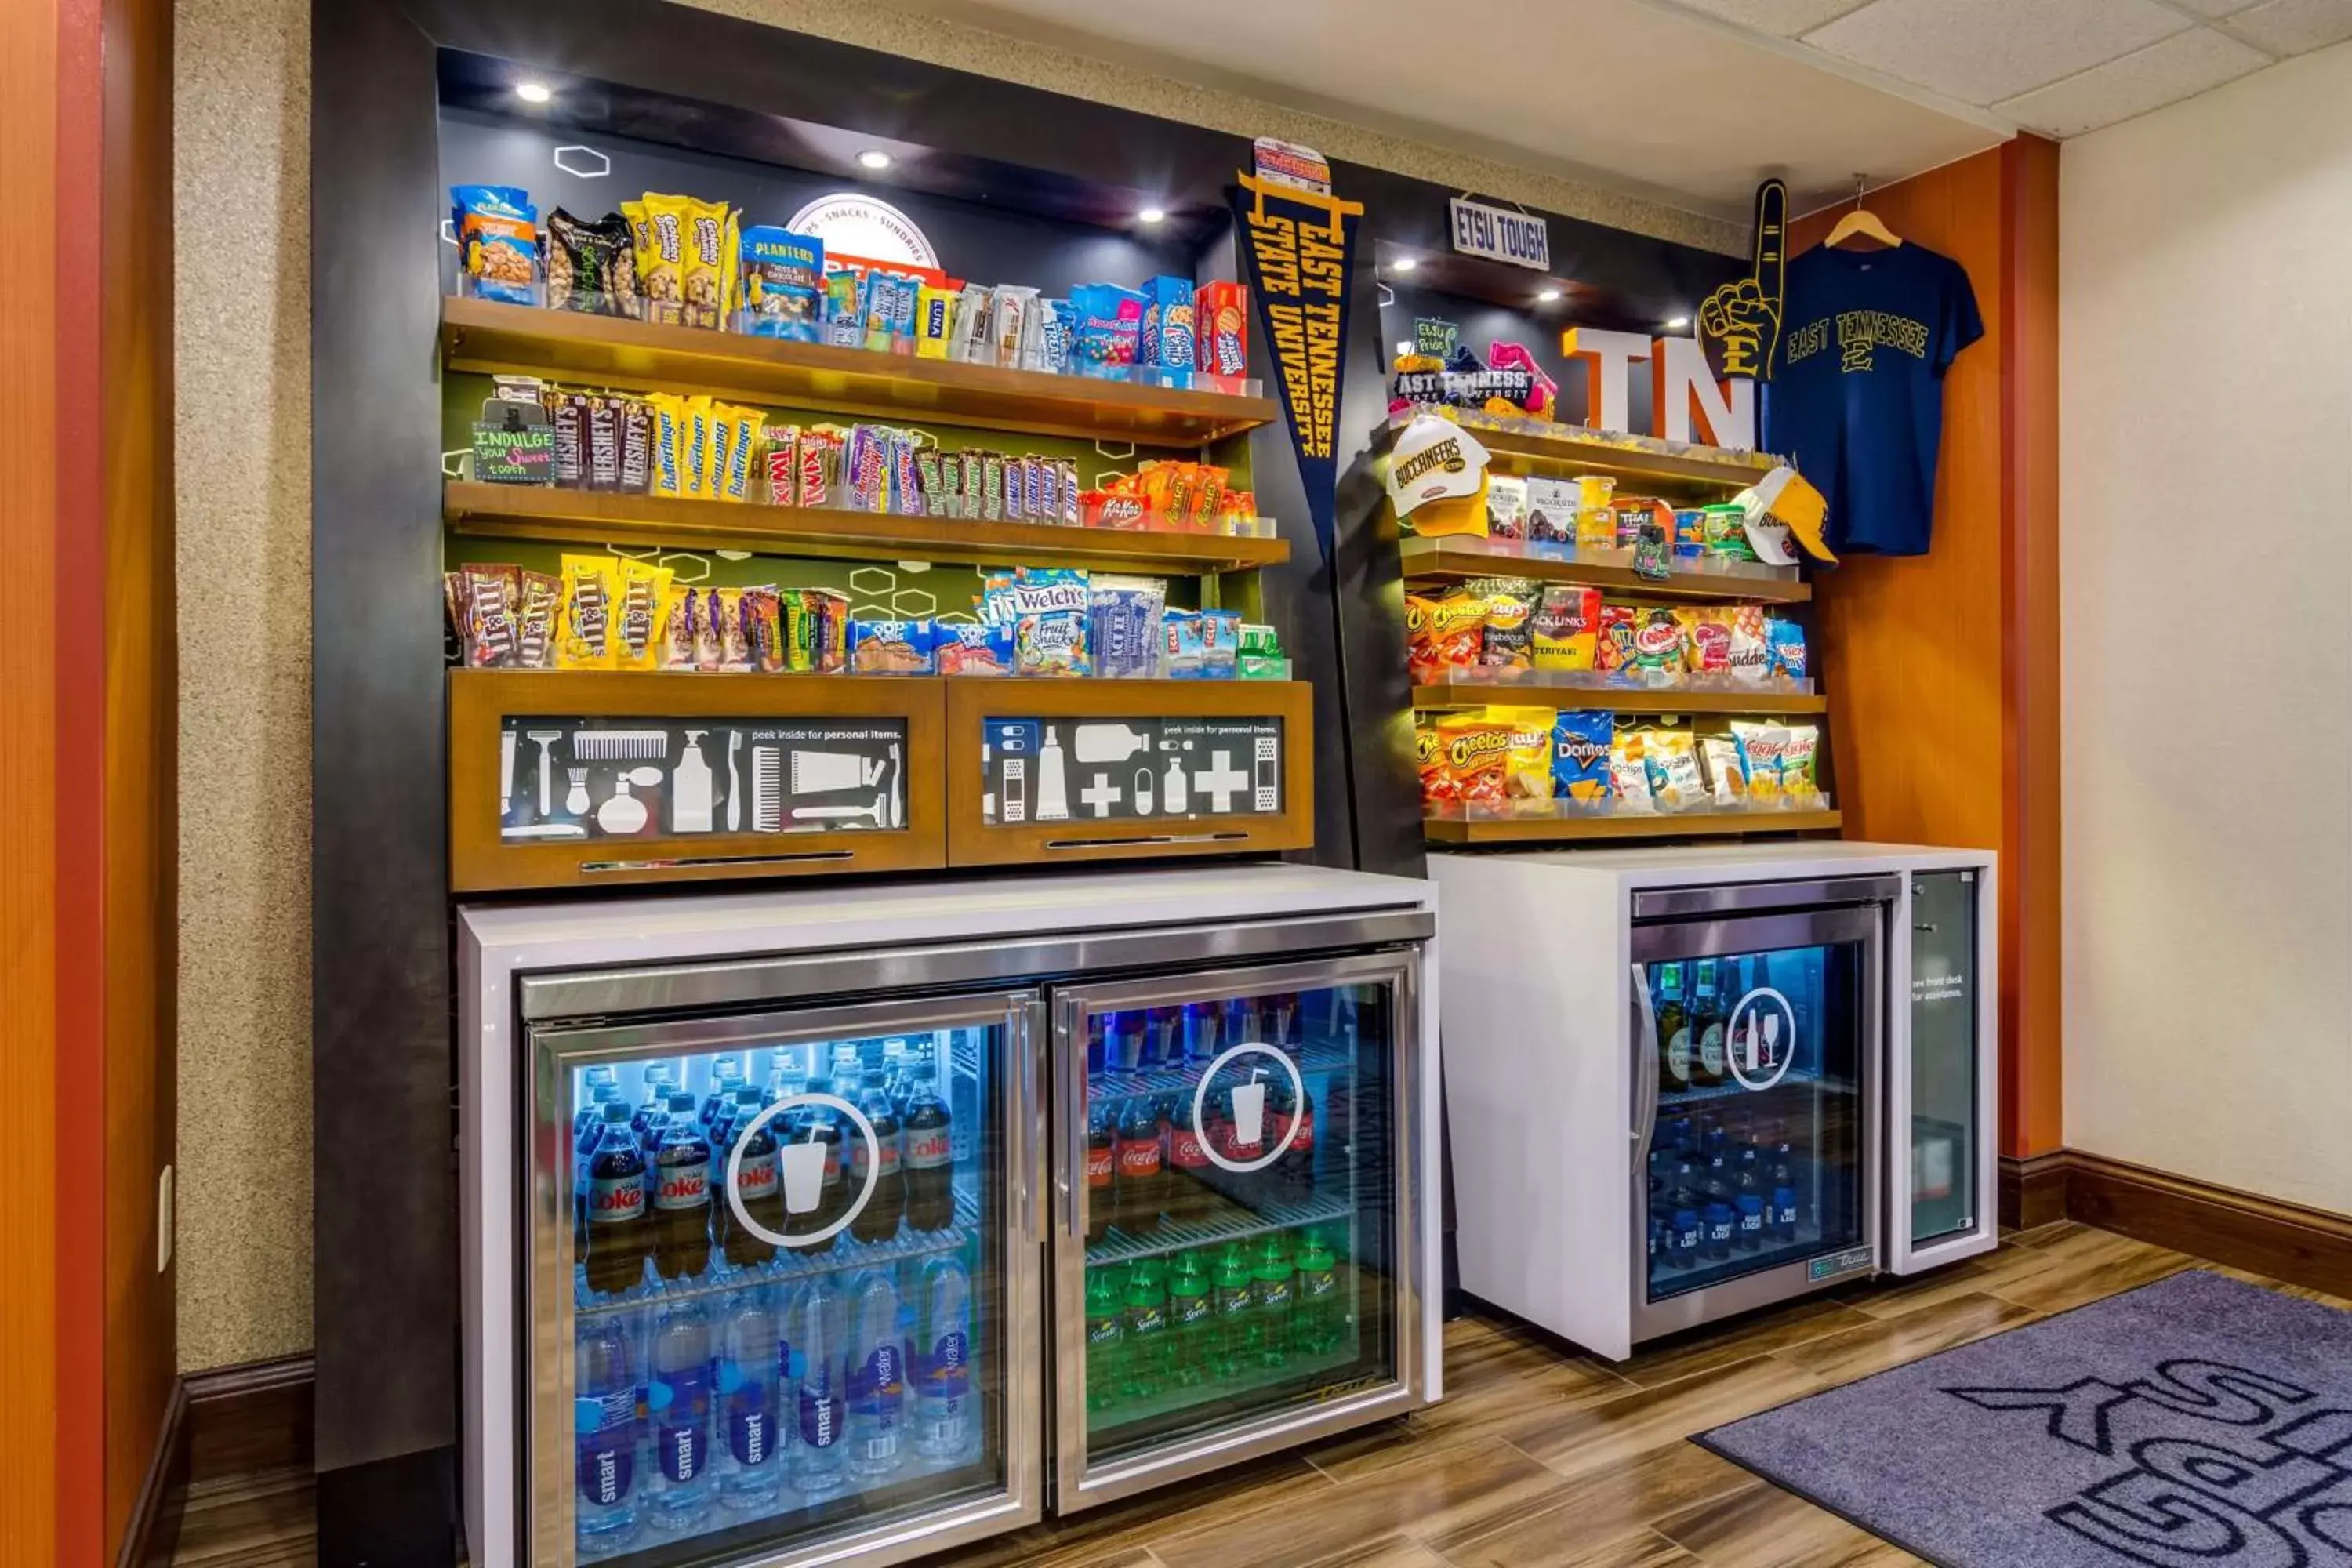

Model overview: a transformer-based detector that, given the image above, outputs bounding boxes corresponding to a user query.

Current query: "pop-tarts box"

[1140,276,1196,372]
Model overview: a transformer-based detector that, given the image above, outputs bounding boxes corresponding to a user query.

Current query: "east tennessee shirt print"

[1765,241,1982,557]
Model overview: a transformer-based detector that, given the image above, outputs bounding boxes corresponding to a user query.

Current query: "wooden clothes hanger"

[1825,173,1900,250]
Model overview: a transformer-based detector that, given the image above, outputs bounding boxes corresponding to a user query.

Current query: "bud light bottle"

[844,1271,905,1478]
[574,1313,641,1556]
[713,1284,782,1511]
[644,1294,714,1530]
[1167,1250,1212,1388]
[790,1277,846,1496]
[582,1101,651,1299]
[652,1093,712,1283]
[1083,1265,1125,1412]
[847,1062,905,1245]
[911,1256,975,1461]
[901,1058,955,1233]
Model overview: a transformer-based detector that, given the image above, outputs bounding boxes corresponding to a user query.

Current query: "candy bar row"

[453,184,1247,379]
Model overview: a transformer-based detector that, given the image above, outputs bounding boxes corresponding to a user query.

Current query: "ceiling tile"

[1995,26,2270,135]
[1657,0,1876,37]
[2222,0,2352,53]
[1803,0,2192,103]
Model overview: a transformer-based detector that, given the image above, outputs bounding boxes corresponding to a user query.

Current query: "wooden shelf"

[1412,684,1828,716]
[444,481,1290,575]
[441,296,1279,447]
[1395,409,1776,491]
[1398,537,1810,603]
[1425,809,1842,844]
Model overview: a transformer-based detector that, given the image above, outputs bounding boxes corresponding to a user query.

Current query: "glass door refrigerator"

[459,866,1440,1568]
[1431,845,1996,1360]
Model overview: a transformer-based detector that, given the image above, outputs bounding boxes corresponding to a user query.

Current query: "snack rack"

[442,300,1317,891]
[1385,410,1843,848]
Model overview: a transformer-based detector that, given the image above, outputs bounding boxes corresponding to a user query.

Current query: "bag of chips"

[1726,604,1773,684]
[1435,714,1511,811]
[1627,608,1687,683]
[544,209,638,317]
[1594,604,1637,676]
[1610,731,1656,813]
[1406,590,1487,684]
[1477,579,1537,671]
[452,186,539,306]
[1731,720,1789,806]
[1643,728,1706,813]
[1769,619,1809,683]
[1486,706,1557,811]
[1552,710,1614,805]
[1679,608,1732,679]
[1416,717,1451,813]
[1780,723,1823,806]
[1700,735,1750,808]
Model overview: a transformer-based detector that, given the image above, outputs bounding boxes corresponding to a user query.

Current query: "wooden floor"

[172,1223,2352,1568]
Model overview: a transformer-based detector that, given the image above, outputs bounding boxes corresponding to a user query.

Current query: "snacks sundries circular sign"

[784,194,938,270]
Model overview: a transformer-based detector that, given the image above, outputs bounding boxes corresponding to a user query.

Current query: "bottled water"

[644,1294,715,1531]
[845,1271,906,1478]
[790,1277,847,1496]
[911,1256,976,1461]
[714,1283,782,1511]
[573,1313,640,1557]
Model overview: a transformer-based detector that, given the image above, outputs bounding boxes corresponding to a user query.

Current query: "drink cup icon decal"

[1192,1044,1302,1174]
[779,1127,828,1217]
[726,1092,880,1247]
[1232,1069,1269,1145]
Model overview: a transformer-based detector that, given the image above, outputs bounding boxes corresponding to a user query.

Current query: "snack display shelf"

[1397,536,1810,604]
[442,296,1280,448]
[572,1188,981,1319]
[1087,1190,1356,1268]
[1384,406,1777,492]
[444,480,1290,575]
[1412,682,1828,716]
[1423,808,1842,845]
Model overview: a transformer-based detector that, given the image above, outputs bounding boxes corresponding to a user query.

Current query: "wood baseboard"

[1998,1151,2070,1231]
[118,1354,314,1566]
[2063,1150,2352,1301]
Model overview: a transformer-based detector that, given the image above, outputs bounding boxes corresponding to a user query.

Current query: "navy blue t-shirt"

[1764,243,1982,557]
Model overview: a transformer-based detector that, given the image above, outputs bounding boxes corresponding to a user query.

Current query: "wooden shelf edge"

[1424,809,1842,844]
[443,481,1290,573]
[441,296,1280,447]
[1411,684,1828,716]
[1385,409,1775,489]
[1396,539,1811,603]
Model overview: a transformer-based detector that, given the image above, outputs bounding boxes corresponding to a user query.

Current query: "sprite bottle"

[1251,1233,1295,1369]
[1122,1261,1171,1405]
[1210,1245,1254,1382]
[1167,1251,1212,1388]
[1083,1265,1125,1414]
[1293,1229,1342,1357]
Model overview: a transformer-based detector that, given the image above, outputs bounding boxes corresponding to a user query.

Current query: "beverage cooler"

[458,865,1440,1568]
[1429,844,1994,1359]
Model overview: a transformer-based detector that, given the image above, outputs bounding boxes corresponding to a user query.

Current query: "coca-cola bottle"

[652,1092,713,1282]
[1116,1097,1164,1237]
[1083,1102,1115,1246]
[582,1099,652,1298]
[797,1065,846,1250]
[1276,1081,1317,1205]
[1164,1091,1214,1225]
[847,1062,906,1245]
[718,1087,779,1271]
[901,1055,956,1233]
[1220,1080,1269,1212]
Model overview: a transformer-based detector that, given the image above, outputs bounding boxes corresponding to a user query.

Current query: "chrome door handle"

[1631,964,1660,1175]
[1011,995,1042,1243]
[1057,993,1087,1243]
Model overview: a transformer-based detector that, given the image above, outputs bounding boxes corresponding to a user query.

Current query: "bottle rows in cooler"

[574,1035,973,1302]
[1646,950,1827,1100]
[1646,1103,1849,1282]
[574,1249,984,1561]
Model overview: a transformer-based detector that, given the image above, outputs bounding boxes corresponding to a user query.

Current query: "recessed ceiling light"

[1392,256,1417,274]
[514,82,553,104]
[1536,287,1562,303]
[1665,314,1691,330]
[856,149,893,171]
[1137,205,1167,225]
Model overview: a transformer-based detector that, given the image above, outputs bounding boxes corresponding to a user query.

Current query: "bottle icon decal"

[1725,987,1798,1092]
[1189,1040,1305,1175]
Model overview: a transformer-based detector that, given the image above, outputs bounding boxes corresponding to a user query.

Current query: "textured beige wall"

[170,0,1737,1374]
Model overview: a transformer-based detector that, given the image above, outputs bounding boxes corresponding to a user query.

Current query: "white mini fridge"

[458,864,1443,1568]
[1430,842,1995,1359]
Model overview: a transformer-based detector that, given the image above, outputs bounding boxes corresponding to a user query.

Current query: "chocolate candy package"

[935,621,1015,676]
[513,570,561,670]
[452,185,539,305]
[1525,477,1578,544]
[612,559,674,671]
[742,588,786,673]
[555,555,618,669]
[618,397,654,495]
[454,564,521,668]
[1486,475,1530,541]
[848,618,935,675]
[544,209,637,318]
[1088,575,1166,679]
[737,226,823,339]
[1552,710,1614,805]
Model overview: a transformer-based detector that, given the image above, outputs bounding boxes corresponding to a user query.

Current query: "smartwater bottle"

[791,1277,847,1497]
[714,1283,782,1511]
[644,1294,714,1532]
[845,1271,906,1478]
[574,1314,641,1558]
[911,1255,976,1461]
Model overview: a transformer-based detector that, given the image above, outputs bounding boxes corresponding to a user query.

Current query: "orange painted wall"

[1789,140,2062,1159]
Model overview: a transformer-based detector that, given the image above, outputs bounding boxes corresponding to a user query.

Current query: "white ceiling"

[891,0,2350,223]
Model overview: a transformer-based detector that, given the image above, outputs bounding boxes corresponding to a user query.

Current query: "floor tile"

[1616,1295,1876,1388]
[1500,1357,1828,1481]
[1773,1291,2039,1385]
[1433,1439,1757,1558]
[1441,1522,1704,1568]
[1652,1482,1921,1567]
[1984,1226,2193,1313]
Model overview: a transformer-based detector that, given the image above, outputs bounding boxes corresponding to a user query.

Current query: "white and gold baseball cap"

[1385,412,1491,524]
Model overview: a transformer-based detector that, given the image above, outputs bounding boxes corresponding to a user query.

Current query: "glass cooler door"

[1048,952,1423,1514]
[1629,904,1884,1340]
[1889,868,1998,1272]
[525,993,1043,1568]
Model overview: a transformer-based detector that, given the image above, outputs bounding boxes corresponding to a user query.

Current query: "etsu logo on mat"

[1947,1358,2352,1564]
